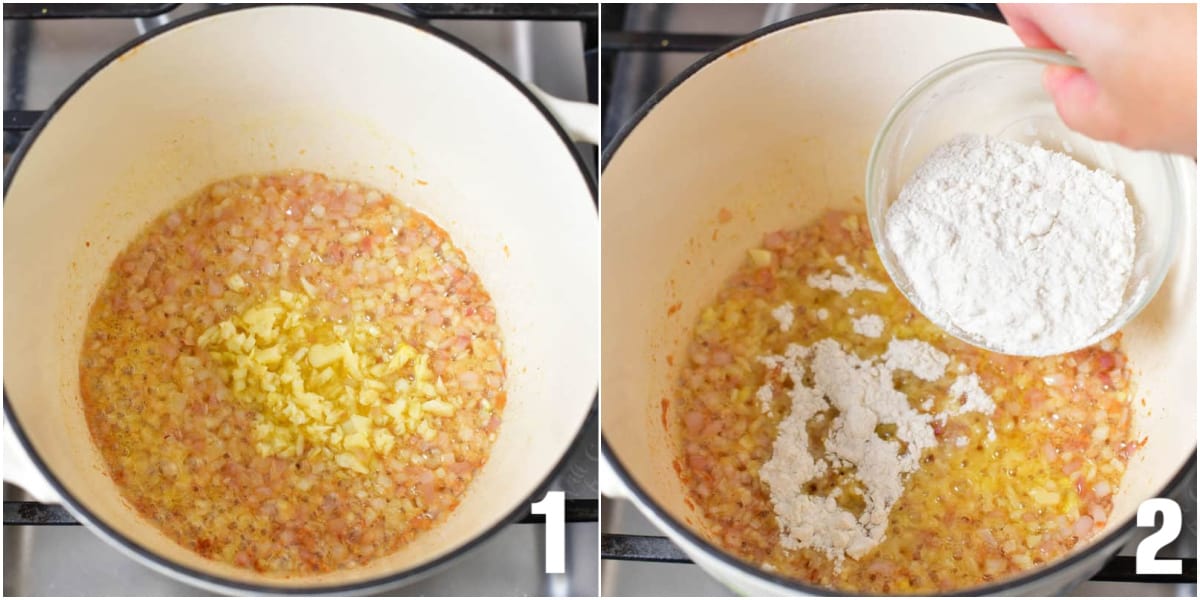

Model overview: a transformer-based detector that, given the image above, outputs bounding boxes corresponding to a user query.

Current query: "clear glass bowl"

[866,48,1188,356]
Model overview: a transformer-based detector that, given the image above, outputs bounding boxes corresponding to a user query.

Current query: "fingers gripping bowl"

[601,6,1195,596]
[4,4,598,594]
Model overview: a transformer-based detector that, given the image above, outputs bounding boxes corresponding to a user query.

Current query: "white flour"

[756,273,999,564]
[946,374,995,415]
[882,339,949,382]
[807,255,889,297]
[884,134,1136,355]
[758,335,995,567]
[772,302,795,332]
[851,314,885,338]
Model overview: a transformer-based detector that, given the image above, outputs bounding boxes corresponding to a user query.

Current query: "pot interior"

[4,5,597,590]
[602,8,1195,592]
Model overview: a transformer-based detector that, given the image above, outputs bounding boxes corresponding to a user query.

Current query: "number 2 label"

[531,491,565,574]
[1136,498,1182,575]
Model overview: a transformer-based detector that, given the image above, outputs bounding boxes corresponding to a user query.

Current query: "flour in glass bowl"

[883,133,1136,355]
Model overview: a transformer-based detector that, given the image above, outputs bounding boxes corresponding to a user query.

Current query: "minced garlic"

[199,290,452,473]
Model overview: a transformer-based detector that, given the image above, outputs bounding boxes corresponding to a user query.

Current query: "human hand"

[998,3,1196,156]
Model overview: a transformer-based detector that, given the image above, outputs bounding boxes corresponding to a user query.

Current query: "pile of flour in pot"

[758,265,996,569]
[884,133,1137,355]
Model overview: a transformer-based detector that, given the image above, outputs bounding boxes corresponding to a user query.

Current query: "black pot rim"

[599,3,1197,596]
[3,2,597,594]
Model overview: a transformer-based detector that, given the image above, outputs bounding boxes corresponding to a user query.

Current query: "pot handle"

[526,84,600,146]
[3,418,62,504]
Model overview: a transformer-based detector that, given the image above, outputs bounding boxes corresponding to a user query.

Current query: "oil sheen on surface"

[672,210,1136,593]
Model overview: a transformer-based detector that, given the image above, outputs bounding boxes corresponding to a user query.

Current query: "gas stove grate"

[3,4,178,20]
[3,2,597,154]
[603,31,739,53]
[5,499,599,526]
[599,4,742,148]
[599,3,1001,148]
[600,533,1197,585]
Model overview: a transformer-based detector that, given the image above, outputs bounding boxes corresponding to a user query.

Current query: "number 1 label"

[1136,498,1182,575]
[531,491,565,574]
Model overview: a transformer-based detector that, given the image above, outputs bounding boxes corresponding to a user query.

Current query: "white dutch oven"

[4,4,597,594]
[601,6,1195,595]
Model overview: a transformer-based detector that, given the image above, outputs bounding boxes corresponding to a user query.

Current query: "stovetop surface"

[598,3,1196,597]
[2,3,597,596]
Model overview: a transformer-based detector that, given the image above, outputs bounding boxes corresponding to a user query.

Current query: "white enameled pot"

[4,4,598,594]
[601,6,1195,596]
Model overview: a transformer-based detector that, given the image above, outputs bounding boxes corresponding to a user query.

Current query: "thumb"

[1043,65,1131,147]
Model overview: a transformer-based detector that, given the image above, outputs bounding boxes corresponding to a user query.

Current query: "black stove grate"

[600,532,1197,584]
[599,3,1002,148]
[3,2,597,154]
[3,3,178,20]
[5,499,599,527]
